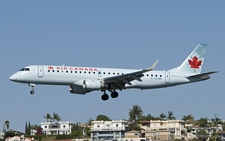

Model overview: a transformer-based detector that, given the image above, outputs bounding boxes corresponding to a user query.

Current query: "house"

[140,120,185,140]
[91,120,128,141]
[5,135,36,141]
[41,121,72,135]
[218,131,225,141]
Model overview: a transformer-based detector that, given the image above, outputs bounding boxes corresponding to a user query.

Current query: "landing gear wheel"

[111,91,118,98]
[101,94,109,101]
[30,90,35,94]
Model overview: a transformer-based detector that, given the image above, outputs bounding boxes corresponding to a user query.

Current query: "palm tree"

[159,113,166,120]
[129,105,143,123]
[3,120,10,132]
[182,114,194,121]
[44,113,53,122]
[211,117,222,132]
[53,112,61,122]
[167,111,176,120]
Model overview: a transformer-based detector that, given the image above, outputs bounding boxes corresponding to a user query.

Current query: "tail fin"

[170,44,207,74]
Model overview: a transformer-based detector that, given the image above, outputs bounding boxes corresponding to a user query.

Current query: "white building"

[5,136,36,141]
[140,120,185,140]
[91,120,128,141]
[41,121,72,135]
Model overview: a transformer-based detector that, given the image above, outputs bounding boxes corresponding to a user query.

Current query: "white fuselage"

[10,65,198,90]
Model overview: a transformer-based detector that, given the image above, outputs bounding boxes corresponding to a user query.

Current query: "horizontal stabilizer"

[187,71,218,78]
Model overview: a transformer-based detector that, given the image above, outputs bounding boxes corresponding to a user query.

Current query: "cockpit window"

[19,68,30,71]
[19,68,25,71]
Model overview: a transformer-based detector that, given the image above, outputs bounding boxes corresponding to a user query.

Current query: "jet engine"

[70,85,87,94]
[83,79,108,90]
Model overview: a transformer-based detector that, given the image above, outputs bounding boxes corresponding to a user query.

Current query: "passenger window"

[75,71,77,73]
[84,71,86,73]
[80,71,82,73]
[155,75,157,77]
[53,70,54,72]
[147,74,149,76]
[108,72,110,75]
[160,75,162,77]
[103,72,105,74]
[71,71,73,73]
[93,72,95,74]
[48,70,50,72]
[57,70,59,72]
[89,72,91,74]
[66,71,68,73]
[113,73,115,75]
[117,73,119,75]
[151,74,153,77]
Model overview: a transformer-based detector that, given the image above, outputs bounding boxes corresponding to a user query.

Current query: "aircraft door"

[38,66,44,78]
[165,71,170,83]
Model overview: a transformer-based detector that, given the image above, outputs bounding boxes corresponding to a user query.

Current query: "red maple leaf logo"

[188,56,202,72]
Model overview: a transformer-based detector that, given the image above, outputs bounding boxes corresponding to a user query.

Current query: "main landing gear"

[29,83,36,94]
[101,91,119,101]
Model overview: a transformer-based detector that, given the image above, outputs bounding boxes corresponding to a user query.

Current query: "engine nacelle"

[83,79,108,90]
[70,85,87,94]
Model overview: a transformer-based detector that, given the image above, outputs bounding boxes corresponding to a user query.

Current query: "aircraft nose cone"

[9,74,17,81]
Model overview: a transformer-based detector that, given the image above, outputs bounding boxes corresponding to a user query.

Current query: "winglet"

[146,59,159,71]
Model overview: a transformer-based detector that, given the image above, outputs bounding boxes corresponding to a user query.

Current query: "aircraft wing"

[103,60,159,90]
[187,71,218,78]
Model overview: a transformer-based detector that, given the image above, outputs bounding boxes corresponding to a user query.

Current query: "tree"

[71,122,83,138]
[44,113,53,122]
[211,117,222,128]
[159,113,166,120]
[129,105,143,123]
[197,118,209,129]
[126,123,141,131]
[182,114,194,121]
[167,111,176,120]
[96,115,110,121]
[86,118,92,126]
[53,112,61,122]
[3,120,10,132]
[197,129,209,141]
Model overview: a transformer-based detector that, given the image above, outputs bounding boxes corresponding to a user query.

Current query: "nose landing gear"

[29,83,36,94]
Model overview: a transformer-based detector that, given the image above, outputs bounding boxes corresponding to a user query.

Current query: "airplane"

[9,44,217,101]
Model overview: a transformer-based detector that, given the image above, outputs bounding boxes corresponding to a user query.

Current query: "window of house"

[116,124,118,127]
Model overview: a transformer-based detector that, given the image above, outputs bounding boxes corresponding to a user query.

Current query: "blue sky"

[1,1,224,131]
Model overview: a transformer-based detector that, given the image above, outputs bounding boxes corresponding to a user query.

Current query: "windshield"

[19,68,30,71]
